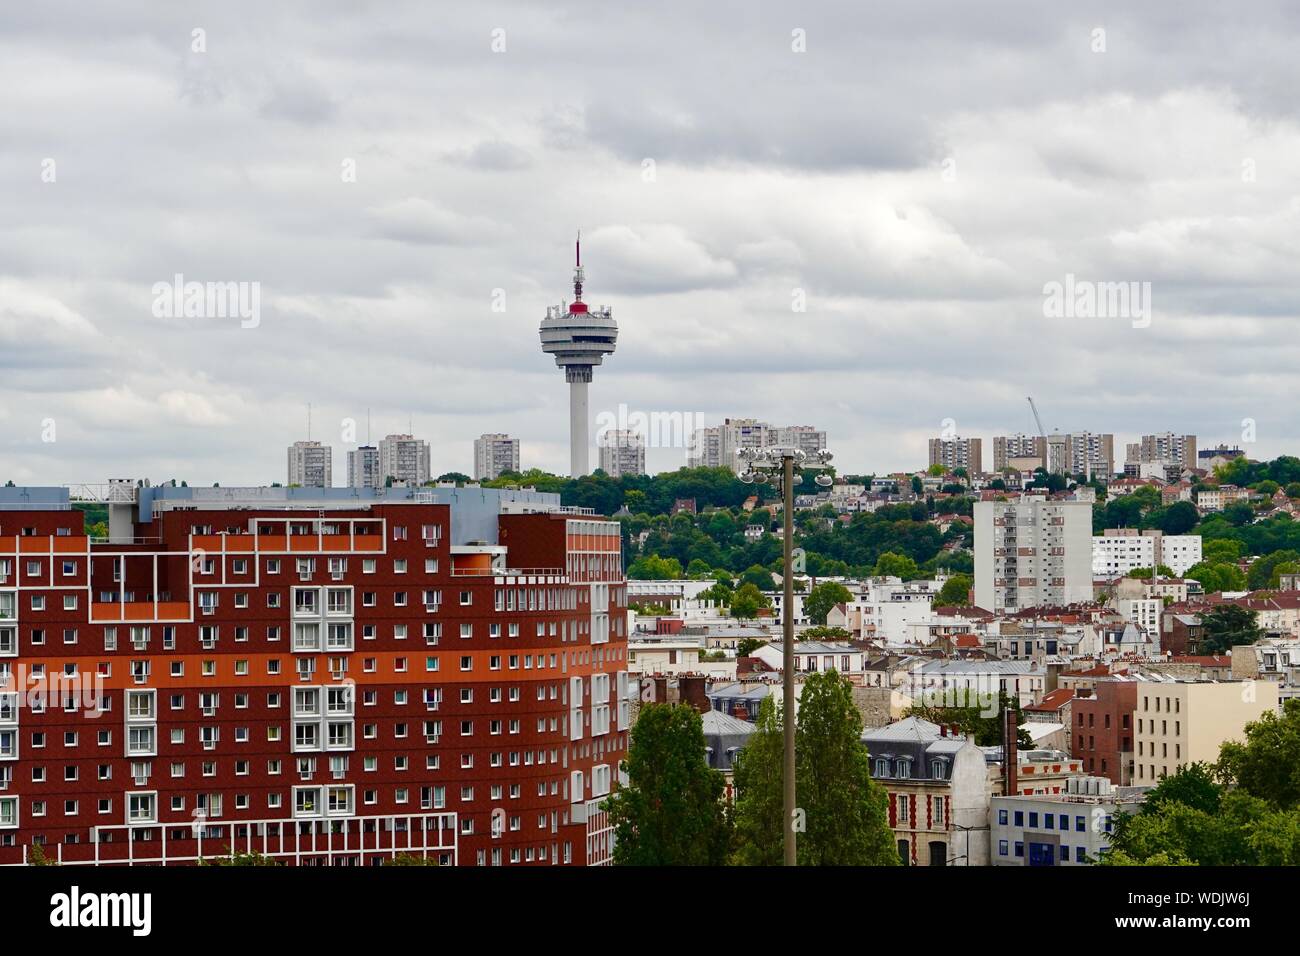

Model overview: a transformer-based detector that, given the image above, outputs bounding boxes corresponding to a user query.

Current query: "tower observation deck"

[539,235,618,476]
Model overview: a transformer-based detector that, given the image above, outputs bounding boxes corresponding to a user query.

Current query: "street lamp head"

[817,450,833,465]
[738,469,756,484]
[815,473,833,487]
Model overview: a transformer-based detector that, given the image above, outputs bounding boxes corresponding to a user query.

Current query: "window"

[128,792,157,823]
[998,840,1008,857]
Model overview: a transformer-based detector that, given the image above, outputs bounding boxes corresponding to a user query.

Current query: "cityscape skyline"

[5,3,1300,486]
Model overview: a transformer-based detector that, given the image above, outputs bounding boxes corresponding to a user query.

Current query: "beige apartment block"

[1133,680,1279,784]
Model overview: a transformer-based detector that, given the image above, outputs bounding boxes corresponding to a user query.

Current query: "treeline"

[621,502,971,580]
[478,466,806,515]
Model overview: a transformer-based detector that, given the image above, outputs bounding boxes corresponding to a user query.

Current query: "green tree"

[803,581,853,625]
[1202,538,1243,564]
[936,574,972,606]
[729,582,772,620]
[740,564,777,592]
[800,626,852,641]
[1140,761,1223,816]
[383,853,440,866]
[1199,604,1264,654]
[605,704,731,865]
[731,672,898,866]
[28,844,59,866]
[1217,699,1300,808]
[1185,561,1247,594]
[905,696,1034,749]
[1126,565,1174,580]
[794,671,899,865]
[730,696,786,866]
[685,558,713,579]
[1222,501,1255,526]
[200,849,282,866]
[1248,549,1300,590]
[1154,500,1199,534]
[627,555,683,580]
[736,637,767,657]
[872,551,920,579]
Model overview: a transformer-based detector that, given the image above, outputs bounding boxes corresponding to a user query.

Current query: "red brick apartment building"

[0,483,628,866]
[1070,679,1137,785]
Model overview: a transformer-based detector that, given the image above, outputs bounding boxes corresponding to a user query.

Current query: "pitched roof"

[1025,688,1075,712]
[700,710,758,737]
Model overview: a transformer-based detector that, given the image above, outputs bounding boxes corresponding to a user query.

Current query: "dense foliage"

[1104,700,1300,865]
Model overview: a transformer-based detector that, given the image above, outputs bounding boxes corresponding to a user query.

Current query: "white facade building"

[473,433,520,481]
[992,777,1143,866]
[287,440,332,488]
[975,497,1094,611]
[378,433,431,486]
[346,445,380,489]
[688,418,826,472]
[928,437,982,473]
[1092,529,1202,577]
[597,429,646,478]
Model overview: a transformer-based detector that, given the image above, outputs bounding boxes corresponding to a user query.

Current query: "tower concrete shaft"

[568,373,590,478]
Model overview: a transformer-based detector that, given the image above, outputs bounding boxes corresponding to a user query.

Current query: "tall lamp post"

[737,446,834,866]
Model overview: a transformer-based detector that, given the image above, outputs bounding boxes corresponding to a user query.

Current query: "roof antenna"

[573,230,584,302]
[307,402,312,440]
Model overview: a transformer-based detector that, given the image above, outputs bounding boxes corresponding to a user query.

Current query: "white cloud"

[3,0,1300,482]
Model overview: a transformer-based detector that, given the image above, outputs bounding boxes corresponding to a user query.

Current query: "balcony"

[91,601,189,623]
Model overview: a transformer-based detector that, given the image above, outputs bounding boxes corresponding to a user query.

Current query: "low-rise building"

[751,641,866,677]
[1071,677,1146,784]
[907,659,1050,710]
[992,776,1147,866]
[1134,679,1280,784]
[863,718,995,867]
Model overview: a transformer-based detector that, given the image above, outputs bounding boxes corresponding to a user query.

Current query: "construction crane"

[1026,396,1052,473]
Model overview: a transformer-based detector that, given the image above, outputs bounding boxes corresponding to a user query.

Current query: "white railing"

[2,812,458,866]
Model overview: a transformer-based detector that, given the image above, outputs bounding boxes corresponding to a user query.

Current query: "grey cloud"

[3,0,1300,482]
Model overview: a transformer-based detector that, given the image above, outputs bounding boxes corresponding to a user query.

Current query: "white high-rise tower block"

[539,235,618,477]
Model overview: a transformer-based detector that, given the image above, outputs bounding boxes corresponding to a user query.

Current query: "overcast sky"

[3,1,1299,485]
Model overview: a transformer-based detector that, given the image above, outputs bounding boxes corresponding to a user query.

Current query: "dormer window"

[896,758,912,780]
[931,758,948,779]
[874,758,890,778]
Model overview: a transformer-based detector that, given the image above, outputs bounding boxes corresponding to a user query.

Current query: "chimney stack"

[1003,706,1019,795]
